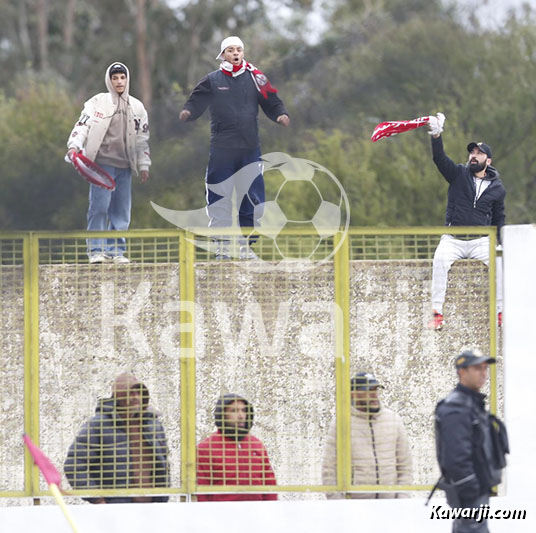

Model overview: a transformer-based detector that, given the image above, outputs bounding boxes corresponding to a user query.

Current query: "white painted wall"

[1,496,534,533]
[502,224,536,502]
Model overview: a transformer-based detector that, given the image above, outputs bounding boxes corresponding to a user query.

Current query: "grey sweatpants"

[432,235,502,314]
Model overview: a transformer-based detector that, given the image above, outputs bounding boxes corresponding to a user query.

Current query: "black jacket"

[183,69,288,149]
[64,398,170,503]
[431,136,506,241]
[435,384,502,504]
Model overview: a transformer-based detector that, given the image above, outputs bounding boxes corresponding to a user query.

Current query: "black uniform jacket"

[435,383,502,504]
[431,136,506,241]
[183,69,288,150]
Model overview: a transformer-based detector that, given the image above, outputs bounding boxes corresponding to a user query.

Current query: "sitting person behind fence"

[322,372,413,498]
[64,373,170,503]
[196,393,277,501]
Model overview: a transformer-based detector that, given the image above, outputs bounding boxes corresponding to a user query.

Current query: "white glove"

[428,112,445,136]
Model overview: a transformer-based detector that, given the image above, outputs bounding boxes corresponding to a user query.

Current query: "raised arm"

[431,135,462,184]
[180,76,213,122]
[428,112,461,183]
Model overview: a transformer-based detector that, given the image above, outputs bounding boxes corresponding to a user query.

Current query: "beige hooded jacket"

[322,404,413,499]
[67,62,150,174]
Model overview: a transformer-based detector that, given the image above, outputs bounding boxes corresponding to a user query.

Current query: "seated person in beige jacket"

[322,372,413,498]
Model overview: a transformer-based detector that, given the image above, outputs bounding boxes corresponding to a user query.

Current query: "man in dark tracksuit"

[180,36,289,259]
[64,373,170,503]
[435,350,506,532]
[427,113,506,330]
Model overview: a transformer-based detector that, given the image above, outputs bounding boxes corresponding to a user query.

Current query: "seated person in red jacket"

[196,393,277,501]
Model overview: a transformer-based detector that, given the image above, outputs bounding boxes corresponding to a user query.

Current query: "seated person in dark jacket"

[427,113,506,331]
[179,36,290,260]
[64,373,170,503]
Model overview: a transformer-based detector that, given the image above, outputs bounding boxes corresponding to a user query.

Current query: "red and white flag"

[71,151,116,190]
[371,116,430,142]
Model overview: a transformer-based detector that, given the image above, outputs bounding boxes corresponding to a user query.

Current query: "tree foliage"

[0,0,534,230]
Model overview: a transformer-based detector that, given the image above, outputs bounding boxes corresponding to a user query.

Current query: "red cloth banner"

[371,116,430,142]
[71,151,116,190]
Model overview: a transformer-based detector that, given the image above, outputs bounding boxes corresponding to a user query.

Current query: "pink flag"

[23,434,62,486]
[371,116,430,142]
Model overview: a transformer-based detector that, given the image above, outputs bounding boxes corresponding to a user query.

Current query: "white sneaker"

[214,243,231,260]
[113,255,130,264]
[89,253,108,264]
[239,245,259,261]
[427,311,445,331]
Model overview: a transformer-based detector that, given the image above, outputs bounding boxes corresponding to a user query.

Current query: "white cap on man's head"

[217,36,244,59]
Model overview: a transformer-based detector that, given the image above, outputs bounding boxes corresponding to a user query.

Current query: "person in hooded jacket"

[179,36,289,260]
[322,373,413,499]
[196,393,277,501]
[426,113,506,331]
[66,62,151,264]
[64,373,170,504]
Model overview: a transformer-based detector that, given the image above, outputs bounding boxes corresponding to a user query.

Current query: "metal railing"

[0,227,498,500]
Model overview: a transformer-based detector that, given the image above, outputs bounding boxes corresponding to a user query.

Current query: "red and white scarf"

[370,116,430,142]
[219,60,277,99]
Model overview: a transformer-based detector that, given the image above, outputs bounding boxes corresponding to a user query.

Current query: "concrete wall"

[0,265,25,494]
[0,258,501,500]
[2,498,534,533]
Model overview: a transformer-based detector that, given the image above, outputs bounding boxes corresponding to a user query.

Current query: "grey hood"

[214,393,254,441]
[105,61,130,103]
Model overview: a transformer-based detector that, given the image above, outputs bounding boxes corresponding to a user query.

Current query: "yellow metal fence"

[0,227,498,501]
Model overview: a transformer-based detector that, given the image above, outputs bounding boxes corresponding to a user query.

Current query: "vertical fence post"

[24,233,41,501]
[180,231,197,498]
[22,235,32,497]
[333,232,351,494]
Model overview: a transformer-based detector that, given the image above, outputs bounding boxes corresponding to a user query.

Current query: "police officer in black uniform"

[435,349,508,532]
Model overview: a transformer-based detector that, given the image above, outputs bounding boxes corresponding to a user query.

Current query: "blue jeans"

[87,165,131,256]
[205,146,264,229]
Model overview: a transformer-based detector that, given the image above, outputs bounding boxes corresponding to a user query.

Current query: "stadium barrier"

[0,227,499,502]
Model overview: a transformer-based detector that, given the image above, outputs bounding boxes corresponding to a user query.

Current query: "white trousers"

[431,234,503,314]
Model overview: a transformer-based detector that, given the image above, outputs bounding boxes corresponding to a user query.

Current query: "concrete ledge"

[1,497,533,533]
